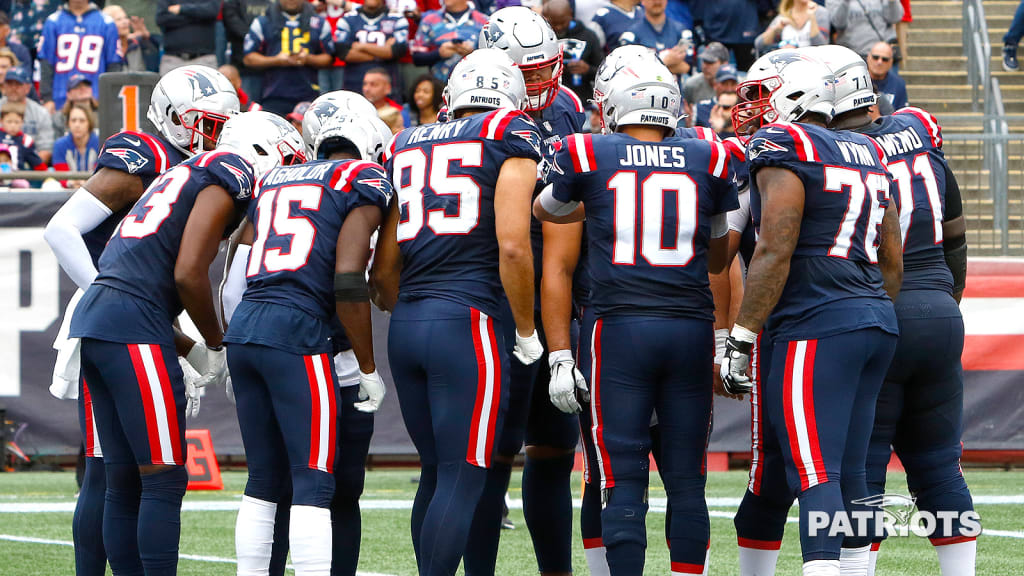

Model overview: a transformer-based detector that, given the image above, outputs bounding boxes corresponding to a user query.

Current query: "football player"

[534,58,737,575]
[722,50,903,576]
[474,8,587,574]
[67,110,290,576]
[226,113,390,576]
[818,46,975,576]
[42,64,238,576]
[371,48,543,576]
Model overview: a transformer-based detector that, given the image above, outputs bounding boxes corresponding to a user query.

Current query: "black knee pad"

[600,484,649,548]
[291,467,336,508]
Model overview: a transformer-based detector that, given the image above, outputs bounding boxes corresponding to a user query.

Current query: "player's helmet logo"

[481,23,504,46]
[105,148,149,174]
[312,101,339,123]
[745,136,788,161]
[182,69,219,100]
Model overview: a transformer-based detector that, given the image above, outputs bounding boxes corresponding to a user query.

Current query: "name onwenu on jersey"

[621,143,687,168]
[873,126,925,157]
[261,163,335,186]
[405,118,472,145]
[836,141,877,166]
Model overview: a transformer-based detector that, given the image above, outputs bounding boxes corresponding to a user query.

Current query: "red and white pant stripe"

[127,344,182,466]
[82,380,102,458]
[304,353,337,473]
[467,309,501,468]
[589,319,614,489]
[782,339,827,491]
[748,332,764,494]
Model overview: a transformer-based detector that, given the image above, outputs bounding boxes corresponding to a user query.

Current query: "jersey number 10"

[609,170,699,267]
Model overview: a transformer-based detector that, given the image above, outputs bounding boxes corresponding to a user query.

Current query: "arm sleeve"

[221,244,249,324]
[942,160,962,221]
[727,190,751,233]
[43,187,114,290]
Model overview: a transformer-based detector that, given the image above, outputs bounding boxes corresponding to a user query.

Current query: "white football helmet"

[302,90,378,155]
[313,113,385,162]
[732,49,836,140]
[479,6,562,111]
[443,48,527,114]
[600,58,681,134]
[217,111,307,182]
[148,65,240,156]
[803,45,875,116]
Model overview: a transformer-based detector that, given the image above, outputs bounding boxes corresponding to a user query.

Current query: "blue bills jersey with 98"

[83,131,186,267]
[70,151,256,345]
[550,132,738,319]
[747,121,898,342]
[384,108,543,318]
[225,159,393,355]
[859,107,953,295]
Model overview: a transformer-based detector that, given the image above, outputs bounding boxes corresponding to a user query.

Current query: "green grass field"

[0,468,1021,575]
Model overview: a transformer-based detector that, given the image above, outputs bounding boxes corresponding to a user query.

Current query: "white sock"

[289,505,332,576]
[840,545,871,576]
[867,542,879,576]
[803,559,840,576]
[702,548,710,576]
[235,495,277,576]
[935,539,976,576]
[583,544,611,576]
[738,544,781,576]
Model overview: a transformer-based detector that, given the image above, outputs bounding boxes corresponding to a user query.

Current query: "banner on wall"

[1,194,1023,458]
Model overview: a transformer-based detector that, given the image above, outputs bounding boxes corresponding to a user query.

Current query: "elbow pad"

[44,187,113,290]
[944,235,967,295]
[711,213,729,239]
[221,245,249,324]
[537,183,579,217]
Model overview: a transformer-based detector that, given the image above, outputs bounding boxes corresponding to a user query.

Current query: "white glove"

[548,349,589,414]
[179,357,204,419]
[720,326,756,396]
[354,370,386,413]
[225,376,235,405]
[513,329,544,365]
[195,345,229,390]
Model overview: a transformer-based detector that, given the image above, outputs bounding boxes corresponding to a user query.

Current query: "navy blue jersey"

[384,108,542,317]
[225,160,393,355]
[591,3,644,52]
[334,9,410,93]
[747,121,897,341]
[84,131,185,267]
[71,151,255,345]
[618,15,689,53]
[859,107,953,295]
[244,10,335,103]
[550,132,738,318]
[39,4,121,108]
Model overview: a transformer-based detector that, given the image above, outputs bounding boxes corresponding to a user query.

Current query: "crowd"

[0,0,911,188]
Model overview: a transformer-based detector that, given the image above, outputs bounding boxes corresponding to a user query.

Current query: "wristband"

[714,328,728,364]
[729,325,757,344]
[548,349,573,368]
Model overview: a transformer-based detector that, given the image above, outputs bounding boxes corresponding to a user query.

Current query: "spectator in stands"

[39,0,122,113]
[1,66,52,164]
[104,5,159,72]
[0,46,18,82]
[754,0,830,56]
[334,0,410,98]
[544,0,601,104]
[286,100,311,133]
[363,66,404,131]
[1004,0,1024,71]
[0,103,44,170]
[693,64,737,128]
[590,0,643,52]
[0,12,31,70]
[692,0,759,70]
[619,0,691,75]
[867,40,906,110]
[574,0,604,28]
[219,63,261,111]
[223,0,273,104]
[0,143,30,188]
[8,0,53,59]
[826,0,903,59]
[51,102,99,188]
[156,0,219,73]
[402,73,442,127]
[683,41,728,120]
[243,0,335,116]
[411,0,488,83]
[314,0,348,93]
[708,89,737,137]
[51,74,99,139]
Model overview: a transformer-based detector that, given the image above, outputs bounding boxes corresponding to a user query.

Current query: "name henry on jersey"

[405,119,472,145]
[836,141,877,167]
[872,126,925,158]
[620,144,686,168]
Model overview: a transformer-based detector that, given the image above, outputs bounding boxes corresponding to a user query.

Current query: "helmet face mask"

[732,75,783,139]
[518,50,563,110]
[180,108,232,153]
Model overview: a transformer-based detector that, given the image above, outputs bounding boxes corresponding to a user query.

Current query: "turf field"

[0,468,1021,575]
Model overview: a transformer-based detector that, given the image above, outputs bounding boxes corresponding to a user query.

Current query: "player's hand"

[179,357,203,418]
[548,349,589,413]
[712,328,743,399]
[355,370,385,413]
[195,345,228,390]
[513,329,544,365]
[225,375,235,405]
[720,326,756,396]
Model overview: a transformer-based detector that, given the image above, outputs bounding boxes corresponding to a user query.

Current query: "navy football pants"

[389,298,508,576]
[766,328,896,562]
[586,315,713,575]
[866,290,976,545]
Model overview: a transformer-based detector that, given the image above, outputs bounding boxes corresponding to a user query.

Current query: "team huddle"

[43,6,976,576]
